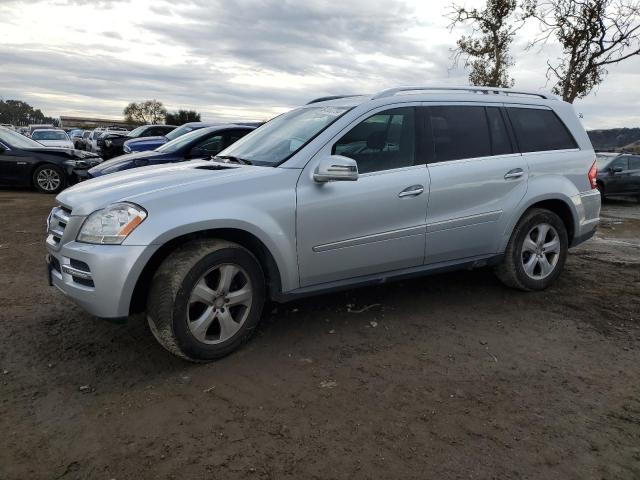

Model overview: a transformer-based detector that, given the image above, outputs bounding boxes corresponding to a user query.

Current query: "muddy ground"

[1,190,639,480]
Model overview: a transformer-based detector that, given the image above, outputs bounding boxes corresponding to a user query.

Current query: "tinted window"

[428,106,490,162]
[629,156,640,170]
[194,135,224,155]
[486,107,513,155]
[333,107,416,174]
[224,129,251,147]
[609,156,629,171]
[507,108,577,152]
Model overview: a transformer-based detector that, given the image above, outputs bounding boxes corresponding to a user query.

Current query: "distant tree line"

[450,0,640,102]
[0,99,58,126]
[123,100,201,126]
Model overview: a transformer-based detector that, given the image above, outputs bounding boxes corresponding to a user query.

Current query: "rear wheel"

[495,208,568,291]
[33,164,66,194]
[146,240,266,362]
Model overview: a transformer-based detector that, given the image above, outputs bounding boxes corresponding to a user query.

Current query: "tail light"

[588,159,597,189]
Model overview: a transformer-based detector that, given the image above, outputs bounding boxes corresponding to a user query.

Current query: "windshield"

[32,130,69,141]
[156,127,213,154]
[219,106,351,166]
[0,127,47,149]
[128,125,147,138]
[165,124,194,141]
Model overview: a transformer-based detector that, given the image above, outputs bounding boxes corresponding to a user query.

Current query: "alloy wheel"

[521,223,561,280]
[187,263,253,344]
[36,168,62,192]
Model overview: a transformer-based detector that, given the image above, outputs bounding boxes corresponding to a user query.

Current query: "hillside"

[587,128,640,151]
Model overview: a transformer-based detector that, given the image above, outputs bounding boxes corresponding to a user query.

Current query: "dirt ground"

[1,190,639,480]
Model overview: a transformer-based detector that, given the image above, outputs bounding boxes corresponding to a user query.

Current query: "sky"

[1,0,639,129]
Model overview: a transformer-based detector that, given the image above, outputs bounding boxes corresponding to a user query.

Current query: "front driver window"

[332,107,416,174]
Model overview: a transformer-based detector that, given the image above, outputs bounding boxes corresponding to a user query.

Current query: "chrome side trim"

[427,210,502,233]
[313,225,425,252]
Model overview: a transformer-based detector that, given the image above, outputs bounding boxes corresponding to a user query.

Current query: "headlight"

[64,159,88,168]
[105,139,112,147]
[77,203,147,244]
[123,145,131,153]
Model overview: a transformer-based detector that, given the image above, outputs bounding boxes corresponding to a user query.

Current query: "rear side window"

[333,107,416,174]
[609,156,629,171]
[428,106,491,162]
[486,107,513,155]
[507,108,577,153]
[629,156,640,170]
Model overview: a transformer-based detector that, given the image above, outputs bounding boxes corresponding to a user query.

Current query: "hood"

[57,160,273,215]
[123,136,166,151]
[24,147,100,159]
[88,150,164,176]
[36,139,74,148]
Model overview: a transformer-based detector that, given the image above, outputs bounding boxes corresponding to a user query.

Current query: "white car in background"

[30,129,74,149]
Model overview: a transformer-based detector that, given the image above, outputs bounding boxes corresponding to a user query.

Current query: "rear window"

[428,106,491,162]
[507,108,577,153]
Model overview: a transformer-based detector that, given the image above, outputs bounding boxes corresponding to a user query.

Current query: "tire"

[495,208,569,291]
[33,164,66,194]
[146,240,266,362]
[596,181,605,202]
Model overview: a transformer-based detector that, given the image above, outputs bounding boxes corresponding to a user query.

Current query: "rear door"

[424,104,528,264]
[604,155,629,195]
[624,155,640,194]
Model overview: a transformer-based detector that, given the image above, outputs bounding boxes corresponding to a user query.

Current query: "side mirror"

[611,166,624,173]
[313,155,358,183]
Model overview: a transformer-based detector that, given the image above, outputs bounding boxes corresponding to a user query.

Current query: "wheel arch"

[129,228,283,315]
[501,195,578,252]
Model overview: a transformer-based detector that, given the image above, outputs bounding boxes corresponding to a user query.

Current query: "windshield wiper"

[214,155,252,165]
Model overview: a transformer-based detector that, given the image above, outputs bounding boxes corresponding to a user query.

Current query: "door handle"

[504,168,524,180]
[398,185,424,197]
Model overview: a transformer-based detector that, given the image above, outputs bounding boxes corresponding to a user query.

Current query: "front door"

[296,106,430,287]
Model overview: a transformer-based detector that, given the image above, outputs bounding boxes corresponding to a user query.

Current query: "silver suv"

[45,86,601,361]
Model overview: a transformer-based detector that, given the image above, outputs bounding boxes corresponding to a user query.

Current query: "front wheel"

[33,164,66,194]
[495,208,568,291]
[146,240,266,361]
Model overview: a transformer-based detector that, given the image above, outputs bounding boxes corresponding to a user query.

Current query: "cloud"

[0,0,638,129]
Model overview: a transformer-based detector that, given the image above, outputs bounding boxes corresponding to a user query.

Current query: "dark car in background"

[0,126,101,193]
[69,129,86,149]
[123,121,219,154]
[99,124,176,159]
[88,124,254,178]
[596,152,640,201]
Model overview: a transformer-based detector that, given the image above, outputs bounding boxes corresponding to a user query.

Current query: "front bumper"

[46,239,157,319]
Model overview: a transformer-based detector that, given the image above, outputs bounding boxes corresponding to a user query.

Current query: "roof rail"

[306,95,362,105]
[371,86,555,100]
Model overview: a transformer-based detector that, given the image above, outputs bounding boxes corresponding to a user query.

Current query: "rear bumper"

[570,189,601,247]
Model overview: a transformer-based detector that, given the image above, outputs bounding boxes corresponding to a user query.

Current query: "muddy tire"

[146,239,266,362]
[495,208,568,291]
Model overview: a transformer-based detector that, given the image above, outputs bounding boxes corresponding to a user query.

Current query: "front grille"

[47,206,71,245]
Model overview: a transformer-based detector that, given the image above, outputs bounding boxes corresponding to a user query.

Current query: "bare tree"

[532,0,640,103]
[450,0,535,87]
[123,100,167,125]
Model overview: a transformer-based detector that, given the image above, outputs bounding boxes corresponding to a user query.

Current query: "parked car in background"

[89,127,130,154]
[87,124,254,178]
[28,124,55,137]
[99,124,176,160]
[123,122,218,154]
[69,129,86,149]
[18,127,29,136]
[46,86,600,361]
[31,129,74,149]
[596,152,640,200]
[0,126,101,193]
